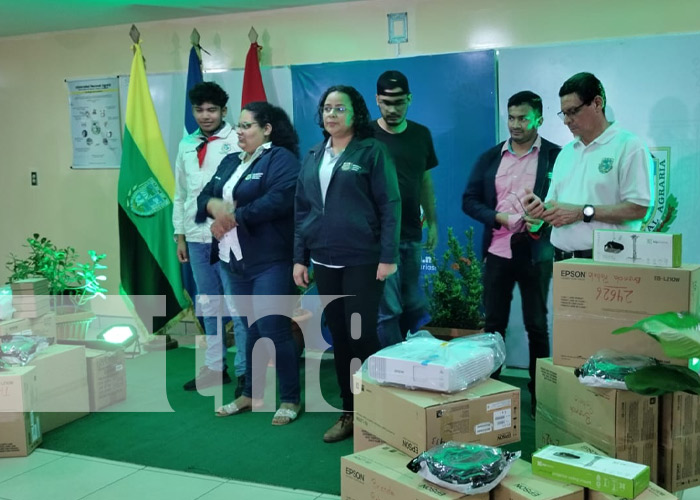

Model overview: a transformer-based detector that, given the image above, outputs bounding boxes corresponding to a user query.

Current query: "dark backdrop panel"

[291,51,497,276]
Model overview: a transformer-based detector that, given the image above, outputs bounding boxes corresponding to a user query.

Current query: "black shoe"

[234,375,245,399]
[183,367,231,391]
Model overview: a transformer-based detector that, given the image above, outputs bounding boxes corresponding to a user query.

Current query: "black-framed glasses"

[235,122,258,130]
[557,101,590,121]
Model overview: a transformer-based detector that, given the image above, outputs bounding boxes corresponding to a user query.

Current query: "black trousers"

[483,239,553,395]
[314,263,385,412]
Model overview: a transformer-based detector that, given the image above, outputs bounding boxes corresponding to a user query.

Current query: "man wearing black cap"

[371,70,439,347]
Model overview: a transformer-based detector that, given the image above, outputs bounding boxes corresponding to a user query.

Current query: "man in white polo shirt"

[525,72,653,261]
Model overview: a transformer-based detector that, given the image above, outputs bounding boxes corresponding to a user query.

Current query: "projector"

[368,341,496,393]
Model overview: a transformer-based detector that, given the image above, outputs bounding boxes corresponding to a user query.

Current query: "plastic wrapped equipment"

[574,349,658,390]
[0,335,51,366]
[365,332,505,392]
[407,441,519,494]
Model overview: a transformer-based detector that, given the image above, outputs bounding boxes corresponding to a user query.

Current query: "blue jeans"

[377,241,430,347]
[220,261,300,404]
[187,242,247,376]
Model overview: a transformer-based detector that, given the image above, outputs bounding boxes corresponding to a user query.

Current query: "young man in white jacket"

[173,82,247,394]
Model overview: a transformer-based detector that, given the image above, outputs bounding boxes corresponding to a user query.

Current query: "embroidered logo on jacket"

[245,172,264,181]
[220,144,232,154]
[340,162,362,172]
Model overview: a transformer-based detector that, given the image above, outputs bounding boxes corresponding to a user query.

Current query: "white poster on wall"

[67,77,122,169]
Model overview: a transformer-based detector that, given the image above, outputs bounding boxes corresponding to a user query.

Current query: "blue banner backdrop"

[291,51,497,285]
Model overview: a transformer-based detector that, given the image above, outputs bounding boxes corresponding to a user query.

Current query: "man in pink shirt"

[462,91,561,418]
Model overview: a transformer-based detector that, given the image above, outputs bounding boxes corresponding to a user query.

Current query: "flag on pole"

[118,41,188,335]
[180,36,204,330]
[241,41,267,106]
[184,45,203,134]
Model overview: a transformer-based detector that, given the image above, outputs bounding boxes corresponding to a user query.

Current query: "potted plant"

[6,233,107,339]
[423,227,484,338]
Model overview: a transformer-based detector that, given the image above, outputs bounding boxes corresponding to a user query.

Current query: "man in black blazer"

[462,91,561,418]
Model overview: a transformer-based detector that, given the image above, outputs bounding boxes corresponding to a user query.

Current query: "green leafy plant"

[595,311,700,395]
[613,311,700,358]
[6,233,107,308]
[424,227,484,330]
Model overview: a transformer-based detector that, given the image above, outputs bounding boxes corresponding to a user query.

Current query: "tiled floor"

[0,449,339,500]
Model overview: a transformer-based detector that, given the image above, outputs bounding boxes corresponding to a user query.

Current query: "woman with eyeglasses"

[196,101,302,426]
[293,85,401,443]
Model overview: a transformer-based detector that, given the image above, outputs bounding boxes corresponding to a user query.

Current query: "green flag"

[118,41,188,334]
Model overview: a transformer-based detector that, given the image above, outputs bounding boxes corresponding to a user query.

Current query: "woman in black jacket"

[293,85,401,442]
[197,101,301,426]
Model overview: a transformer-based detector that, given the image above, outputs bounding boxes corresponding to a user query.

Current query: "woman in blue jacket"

[293,85,401,442]
[196,101,301,426]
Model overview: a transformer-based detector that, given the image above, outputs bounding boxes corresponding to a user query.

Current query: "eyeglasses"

[557,101,590,121]
[322,105,348,115]
[235,122,258,130]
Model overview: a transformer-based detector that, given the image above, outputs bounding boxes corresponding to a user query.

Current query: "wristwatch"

[582,204,595,223]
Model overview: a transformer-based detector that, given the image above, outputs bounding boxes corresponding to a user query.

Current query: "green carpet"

[40,347,535,495]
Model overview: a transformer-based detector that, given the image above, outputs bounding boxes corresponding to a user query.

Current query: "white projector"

[368,343,496,393]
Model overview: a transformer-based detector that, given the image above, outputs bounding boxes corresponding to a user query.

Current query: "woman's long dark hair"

[243,101,300,158]
[315,85,373,140]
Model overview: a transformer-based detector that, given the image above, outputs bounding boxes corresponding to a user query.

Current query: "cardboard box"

[0,366,42,457]
[85,348,126,411]
[492,458,584,500]
[27,312,56,338]
[10,278,49,294]
[353,425,385,453]
[13,305,51,319]
[354,374,520,457]
[0,317,31,335]
[13,295,51,310]
[535,359,658,481]
[341,444,489,500]
[658,392,700,492]
[532,445,649,499]
[561,443,677,500]
[27,344,89,432]
[593,230,682,268]
[552,260,700,367]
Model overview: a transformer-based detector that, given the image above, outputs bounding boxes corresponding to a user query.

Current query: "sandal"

[271,404,300,426]
[215,398,252,417]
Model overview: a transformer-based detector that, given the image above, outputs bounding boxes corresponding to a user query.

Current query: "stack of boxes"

[0,278,128,457]
[342,229,691,498]
[10,278,50,320]
[535,230,698,496]
[343,371,522,499]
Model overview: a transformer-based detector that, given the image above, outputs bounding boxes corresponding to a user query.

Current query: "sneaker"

[234,375,246,399]
[183,367,231,391]
[323,413,353,443]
